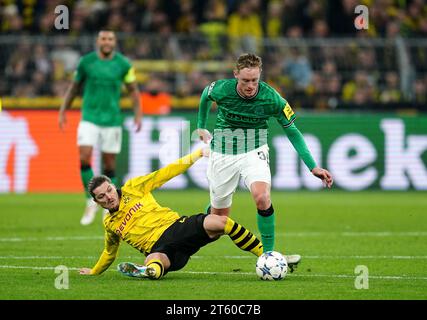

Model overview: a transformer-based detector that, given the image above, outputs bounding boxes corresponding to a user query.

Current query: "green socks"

[205,203,211,214]
[80,165,94,198]
[257,205,275,252]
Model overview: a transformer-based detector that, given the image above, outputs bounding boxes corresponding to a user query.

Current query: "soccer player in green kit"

[197,53,333,269]
[59,30,142,225]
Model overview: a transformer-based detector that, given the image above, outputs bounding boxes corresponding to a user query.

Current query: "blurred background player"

[197,53,333,255]
[58,30,142,225]
[78,148,267,280]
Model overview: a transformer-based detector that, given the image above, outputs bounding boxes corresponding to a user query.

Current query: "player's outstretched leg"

[119,253,170,280]
[224,217,263,257]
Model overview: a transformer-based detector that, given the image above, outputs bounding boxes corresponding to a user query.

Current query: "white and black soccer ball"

[255,251,288,280]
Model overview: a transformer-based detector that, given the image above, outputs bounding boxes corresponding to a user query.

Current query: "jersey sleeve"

[122,55,136,83]
[197,82,216,129]
[124,149,203,194]
[90,230,120,275]
[124,66,136,84]
[73,57,86,83]
[274,99,296,128]
[283,122,317,171]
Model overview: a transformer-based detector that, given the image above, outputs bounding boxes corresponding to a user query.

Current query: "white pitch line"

[0,255,145,260]
[194,255,427,260]
[181,271,427,281]
[0,236,103,242]
[0,265,426,281]
[0,265,82,271]
[276,231,427,237]
[1,231,426,242]
[1,255,427,260]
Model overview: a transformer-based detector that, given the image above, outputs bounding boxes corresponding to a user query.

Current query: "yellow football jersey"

[90,149,203,275]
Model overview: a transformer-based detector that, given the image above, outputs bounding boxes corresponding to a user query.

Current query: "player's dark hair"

[236,53,262,71]
[88,175,112,199]
[97,29,116,37]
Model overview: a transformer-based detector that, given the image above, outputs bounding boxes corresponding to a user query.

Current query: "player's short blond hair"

[235,53,262,71]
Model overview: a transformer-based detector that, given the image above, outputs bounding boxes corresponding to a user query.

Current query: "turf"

[0,190,426,300]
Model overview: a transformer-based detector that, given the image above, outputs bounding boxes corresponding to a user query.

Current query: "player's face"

[97,31,116,57]
[234,67,261,98]
[93,181,119,211]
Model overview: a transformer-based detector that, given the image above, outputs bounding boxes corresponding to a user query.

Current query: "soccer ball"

[255,251,288,280]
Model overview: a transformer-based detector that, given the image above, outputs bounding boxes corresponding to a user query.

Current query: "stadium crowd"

[0,0,426,110]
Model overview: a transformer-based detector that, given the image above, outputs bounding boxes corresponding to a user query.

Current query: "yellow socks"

[146,259,165,280]
[224,217,263,257]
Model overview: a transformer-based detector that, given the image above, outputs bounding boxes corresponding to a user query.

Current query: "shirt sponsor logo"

[207,81,216,96]
[115,202,142,237]
[225,111,260,123]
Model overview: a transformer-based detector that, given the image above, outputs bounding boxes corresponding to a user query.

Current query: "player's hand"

[134,115,142,133]
[197,128,212,144]
[58,110,66,130]
[311,167,333,188]
[201,145,210,158]
[79,268,92,275]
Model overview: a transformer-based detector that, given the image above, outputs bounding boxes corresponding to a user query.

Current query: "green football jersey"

[198,79,296,154]
[74,51,134,126]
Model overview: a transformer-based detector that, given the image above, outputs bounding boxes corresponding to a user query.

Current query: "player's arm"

[59,58,84,130]
[58,81,82,130]
[275,100,333,188]
[124,67,142,132]
[79,230,120,276]
[283,123,317,171]
[126,148,206,193]
[283,123,333,188]
[197,85,214,143]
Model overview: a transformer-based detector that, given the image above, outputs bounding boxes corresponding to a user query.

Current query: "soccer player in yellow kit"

[79,148,264,279]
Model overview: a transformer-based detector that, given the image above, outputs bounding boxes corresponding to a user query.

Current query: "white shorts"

[77,121,122,154]
[207,144,271,209]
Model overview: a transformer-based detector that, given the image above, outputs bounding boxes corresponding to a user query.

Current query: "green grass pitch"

[0,190,426,300]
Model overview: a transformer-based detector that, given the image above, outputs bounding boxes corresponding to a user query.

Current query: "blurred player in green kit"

[197,53,333,268]
[59,30,142,225]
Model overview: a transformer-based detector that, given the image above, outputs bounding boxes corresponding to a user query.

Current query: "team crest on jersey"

[283,102,294,120]
[122,195,131,205]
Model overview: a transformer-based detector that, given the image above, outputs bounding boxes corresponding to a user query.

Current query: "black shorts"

[150,213,216,272]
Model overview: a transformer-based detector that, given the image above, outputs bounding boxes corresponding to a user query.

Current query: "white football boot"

[80,198,98,225]
[117,262,156,279]
[284,254,301,273]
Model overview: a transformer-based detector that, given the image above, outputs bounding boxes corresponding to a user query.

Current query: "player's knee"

[79,152,92,165]
[253,192,270,210]
[204,214,227,238]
